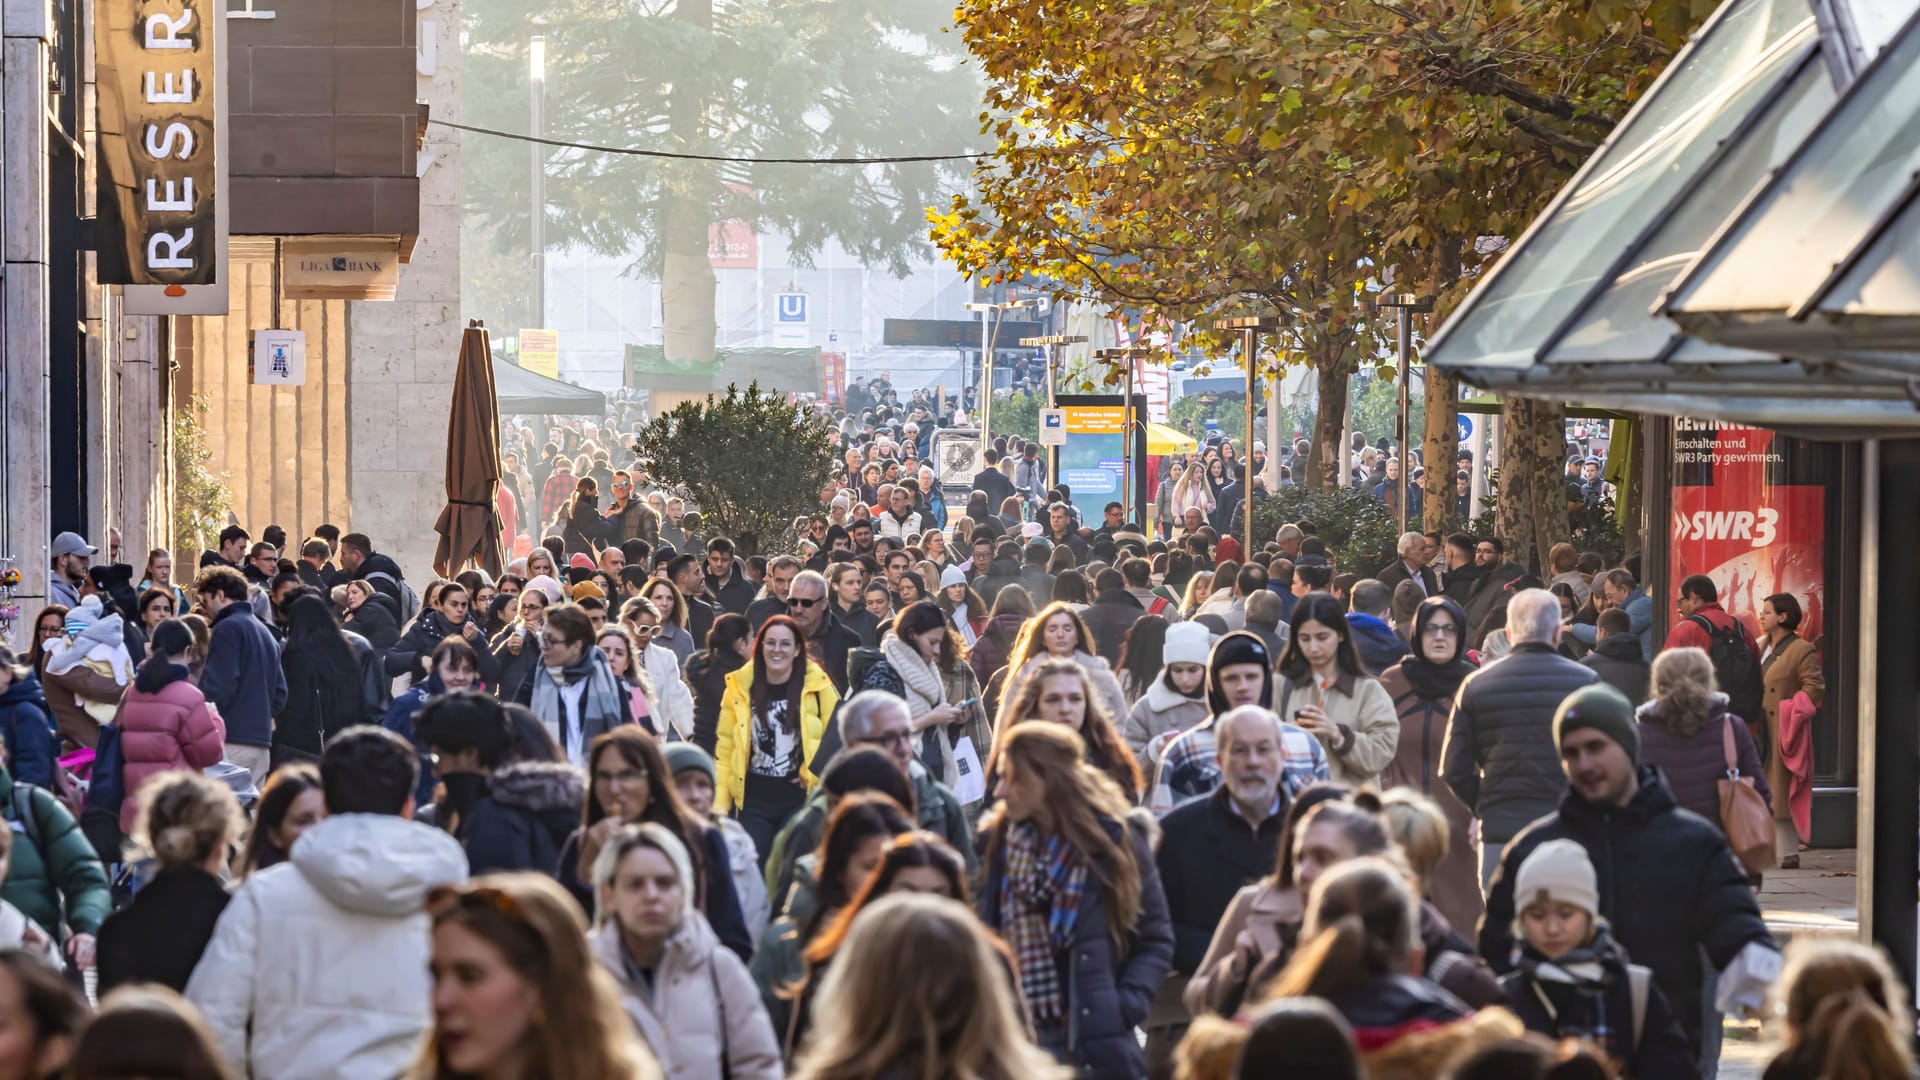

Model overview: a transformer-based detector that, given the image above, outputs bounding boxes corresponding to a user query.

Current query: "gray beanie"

[1553,683,1640,765]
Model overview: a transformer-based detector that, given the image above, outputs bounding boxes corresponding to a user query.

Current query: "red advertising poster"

[819,352,847,405]
[1669,420,1827,644]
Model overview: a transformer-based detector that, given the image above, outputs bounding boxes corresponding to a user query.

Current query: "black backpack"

[1689,614,1763,724]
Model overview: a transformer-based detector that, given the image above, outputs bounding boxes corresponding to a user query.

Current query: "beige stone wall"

[345,0,461,583]
[176,256,357,544]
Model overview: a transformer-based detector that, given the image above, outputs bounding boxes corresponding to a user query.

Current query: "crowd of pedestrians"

[0,397,1882,1080]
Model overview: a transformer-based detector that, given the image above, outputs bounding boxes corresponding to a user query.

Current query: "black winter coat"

[978,819,1174,1079]
[558,498,606,555]
[685,649,744,757]
[705,561,756,616]
[386,609,499,682]
[343,592,402,656]
[450,764,584,878]
[1482,768,1775,1058]
[1501,935,1698,1080]
[489,624,541,703]
[1441,642,1599,842]
[1156,788,1282,973]
[1020,564,1056,604]
[352,553,409,609]
[1081,588,1145,666]
[276,632,373,758]
[96,867,229,994]
[1581,634,1651,705]
[830,602,879,649]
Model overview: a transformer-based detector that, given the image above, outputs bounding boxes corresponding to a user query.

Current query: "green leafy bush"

[1250,485,1398,575]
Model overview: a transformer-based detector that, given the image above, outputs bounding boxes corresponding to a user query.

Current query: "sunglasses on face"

[788,596,821,609]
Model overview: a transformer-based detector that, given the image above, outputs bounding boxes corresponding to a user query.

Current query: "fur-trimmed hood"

[486,761,586,815]
[1359,1002,1524,1080]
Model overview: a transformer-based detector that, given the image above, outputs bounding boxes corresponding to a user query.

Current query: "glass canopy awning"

[1426,0,1920,435]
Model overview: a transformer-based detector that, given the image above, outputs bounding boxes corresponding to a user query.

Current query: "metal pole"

[978,307,992,459]
[530,35,547,329]
[1123,355,1134,522]
[1396,307,1411,536]
[1242,327,1257,556]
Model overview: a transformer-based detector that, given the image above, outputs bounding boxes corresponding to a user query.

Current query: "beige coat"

[1182,880,1303,1017]
[591,916,783,1080]
[1759,633,1824,820]
[1277,673,1400,788]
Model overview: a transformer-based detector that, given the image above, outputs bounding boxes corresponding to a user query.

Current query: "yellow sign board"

[519,328,559,379]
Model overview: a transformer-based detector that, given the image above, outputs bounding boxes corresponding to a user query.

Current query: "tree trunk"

[1526,399,1569,574]
[661,0,718,368]
[1496,395,1534,564]
[1422,364,1458,533]
[1307,347,1350,493]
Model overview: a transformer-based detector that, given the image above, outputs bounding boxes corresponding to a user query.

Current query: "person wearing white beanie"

[1122,622,1214,777]
[935,564,983,648]
[1503,837,1696,1076]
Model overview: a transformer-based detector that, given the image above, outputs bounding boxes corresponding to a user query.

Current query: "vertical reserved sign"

[96,0,218,285]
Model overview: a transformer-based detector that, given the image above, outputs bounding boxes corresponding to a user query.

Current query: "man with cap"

[1442,588,1599,888]
[48,532,96,608]
[1481,683,1777,1074]
[1149,631,1327,815]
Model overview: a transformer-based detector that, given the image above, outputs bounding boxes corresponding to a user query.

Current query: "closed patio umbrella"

[433,321,506,579]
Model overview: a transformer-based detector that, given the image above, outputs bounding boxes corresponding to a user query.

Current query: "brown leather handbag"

[1719,717,1777,873]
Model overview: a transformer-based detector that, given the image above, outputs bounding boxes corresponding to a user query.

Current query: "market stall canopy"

[1146,422,1197,454]
[492,356,607,417]
[1426,0,1920,436]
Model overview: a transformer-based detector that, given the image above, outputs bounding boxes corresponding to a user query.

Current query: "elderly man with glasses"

[781,570,860,693]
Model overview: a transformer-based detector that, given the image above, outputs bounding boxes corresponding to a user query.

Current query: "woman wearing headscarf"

[1377,596,1482,934]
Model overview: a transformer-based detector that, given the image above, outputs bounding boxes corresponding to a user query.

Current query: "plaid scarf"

[999,822,1089,1023]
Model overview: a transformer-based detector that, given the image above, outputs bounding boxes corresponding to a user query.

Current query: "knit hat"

[570,580,606,601]
[1020,521,1045,541]
[569,553,596,570]
[1514,838,1599,919]
[1163,622,1212,667]
[663,742,716,786]
[939,565,968,590]
[1206,630,1273,714]
[1553,683,1640,765]
[523,575,565,605]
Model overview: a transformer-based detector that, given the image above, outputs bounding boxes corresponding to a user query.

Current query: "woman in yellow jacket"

[715,614,839,862]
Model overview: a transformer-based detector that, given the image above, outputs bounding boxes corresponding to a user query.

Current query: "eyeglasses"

[1422,623,1457,638]
[538,632,575,648]
[854,730,914,749]
[788,596,821,609]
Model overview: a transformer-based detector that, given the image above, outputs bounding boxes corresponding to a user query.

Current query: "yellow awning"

[1146,422,1197,454]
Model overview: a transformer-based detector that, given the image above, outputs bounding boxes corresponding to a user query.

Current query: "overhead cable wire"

[429,119,989,164]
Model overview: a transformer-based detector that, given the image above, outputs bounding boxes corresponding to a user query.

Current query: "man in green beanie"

[1481,681,1779,1077]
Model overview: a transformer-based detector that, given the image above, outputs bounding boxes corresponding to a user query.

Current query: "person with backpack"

[1499,839,1697,1078]
[1662,574,1763,728]
[0,735,111,973]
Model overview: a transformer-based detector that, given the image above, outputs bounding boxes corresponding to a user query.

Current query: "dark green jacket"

[0,775,111,935]
[762,761,976,910]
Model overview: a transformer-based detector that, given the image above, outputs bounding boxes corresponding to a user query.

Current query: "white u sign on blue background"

[777,293,808,323]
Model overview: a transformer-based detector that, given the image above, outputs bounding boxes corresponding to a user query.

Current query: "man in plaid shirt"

[539,455,577,529]
[1150,630,1328,814]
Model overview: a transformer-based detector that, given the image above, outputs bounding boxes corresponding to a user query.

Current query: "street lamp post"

[1021,334,1087,497]
[1094,347,1150,525]
[965,299,1039,459]
[529,35,547,329]
[1214,316,1286,557]
[1369,294,1436,536]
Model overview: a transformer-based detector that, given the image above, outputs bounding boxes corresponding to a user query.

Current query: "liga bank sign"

[96,0,219,286]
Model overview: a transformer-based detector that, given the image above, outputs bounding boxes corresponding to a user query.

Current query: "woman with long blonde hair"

[414,872,660,1080]
[1178,571,1215,620]
[999,601,1128,726]
[994,658,1141,802]
[977,723,1171,1076]
[793,892,1069,1080]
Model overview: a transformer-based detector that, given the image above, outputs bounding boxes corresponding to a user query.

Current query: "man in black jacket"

[667,554,716,648]
[1483,684,1777,1069]
[1376,531,1439,598]
[1579,607,1650,704]
[1441,588,1598,888]
[1081,569,1145,665]
[743,554,799,632]
[1149,706,1291,1074]
[787,570,860,692]
[1019,541,1055,601]
[702,538,756,616]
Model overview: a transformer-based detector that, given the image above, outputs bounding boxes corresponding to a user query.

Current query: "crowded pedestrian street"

[1,0,1917,1077]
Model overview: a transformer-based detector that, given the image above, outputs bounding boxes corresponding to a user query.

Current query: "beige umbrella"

[432,320,506,579]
